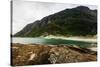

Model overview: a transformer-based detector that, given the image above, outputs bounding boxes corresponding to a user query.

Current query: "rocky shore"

[11,43,97,66]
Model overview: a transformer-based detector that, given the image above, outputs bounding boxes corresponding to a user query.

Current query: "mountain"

[14,6,97,37]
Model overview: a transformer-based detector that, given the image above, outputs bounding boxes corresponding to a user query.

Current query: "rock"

[11,43,97,66]
[48,46,97,63]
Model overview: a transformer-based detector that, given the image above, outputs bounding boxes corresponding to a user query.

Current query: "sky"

[12,0,97,34]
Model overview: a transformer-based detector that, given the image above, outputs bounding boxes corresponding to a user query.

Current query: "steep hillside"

[14,6,97,37]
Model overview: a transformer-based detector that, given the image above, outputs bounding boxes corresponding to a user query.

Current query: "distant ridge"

[14,6,97,37]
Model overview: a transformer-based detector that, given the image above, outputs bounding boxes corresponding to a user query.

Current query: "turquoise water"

[12,37,96,48]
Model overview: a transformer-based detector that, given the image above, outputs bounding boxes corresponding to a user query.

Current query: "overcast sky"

[12,0,97,34]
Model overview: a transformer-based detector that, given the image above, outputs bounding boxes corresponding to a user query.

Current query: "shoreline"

[12,43,97,51]
[44,35,97,43]
[12,35,97,43]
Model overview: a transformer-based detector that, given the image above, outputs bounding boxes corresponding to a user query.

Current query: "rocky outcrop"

[11,43,97,66]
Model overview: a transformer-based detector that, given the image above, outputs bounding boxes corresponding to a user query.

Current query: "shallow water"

[12,37,96,48]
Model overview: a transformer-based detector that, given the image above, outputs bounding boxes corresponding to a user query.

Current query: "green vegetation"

[14,6,97,37]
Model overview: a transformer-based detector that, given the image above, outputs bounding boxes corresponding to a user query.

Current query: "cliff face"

[14,6,97,37]
[11,43,97,66]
